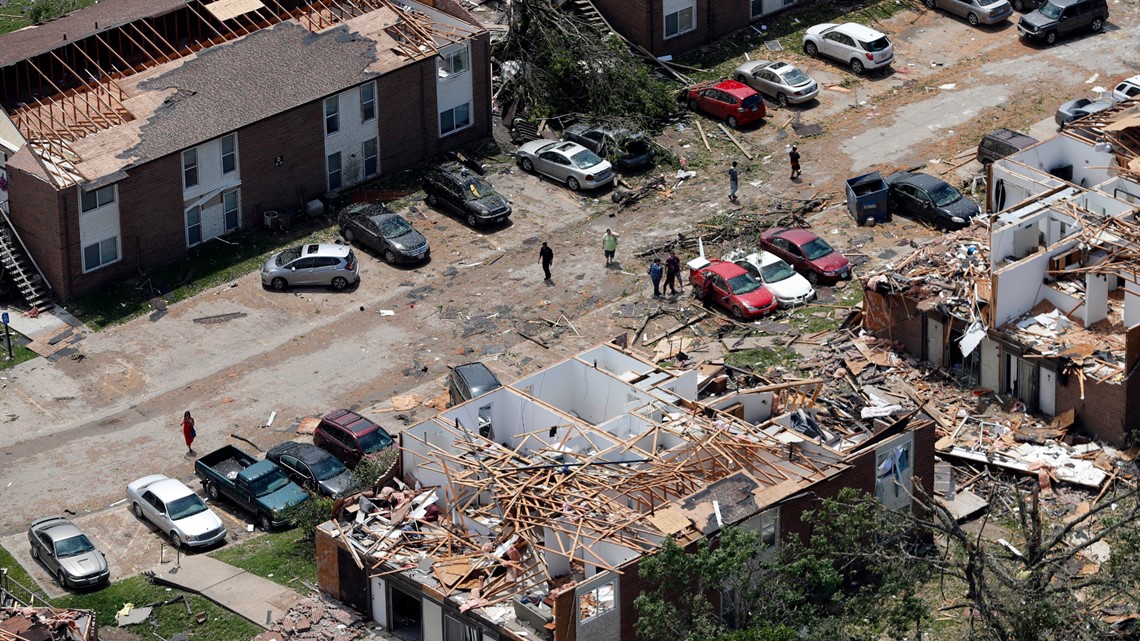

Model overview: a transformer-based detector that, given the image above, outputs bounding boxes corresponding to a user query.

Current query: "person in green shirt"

[602,228,620,266]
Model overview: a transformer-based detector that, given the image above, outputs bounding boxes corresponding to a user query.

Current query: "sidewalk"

[148,554,303,628]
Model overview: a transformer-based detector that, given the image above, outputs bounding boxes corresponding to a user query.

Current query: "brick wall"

[594,0,788,57]
[5,163,71,299]
[239,102,327,216]
[1055,371,1128,446]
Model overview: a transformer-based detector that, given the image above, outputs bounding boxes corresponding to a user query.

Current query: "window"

[757,507,779,548]
[325,96,340,135]
[80,185,115,213]
[363,138,378,177]
[439,47,470,76]
[578,581,615,621]
[183,148,198,189]
[327,152,342,191]
[221,134,237,174]
[664,0,695,38]
[186,205,202,247]
[360,81,376,122]
[875,434,914,511]
[82,236,118,271]
[440,102,471,135]
[443,615,479,641]
[223,189,240,231]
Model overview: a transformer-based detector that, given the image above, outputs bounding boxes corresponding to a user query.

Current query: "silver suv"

[261,243,359,291]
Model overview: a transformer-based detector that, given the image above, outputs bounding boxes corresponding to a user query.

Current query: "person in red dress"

[182,411,197,456]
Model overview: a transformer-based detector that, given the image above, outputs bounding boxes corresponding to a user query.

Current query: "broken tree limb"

[230,433,262,452]
[643,312,710,345]
[517,329,550,349]
[717,123,753,160]
[695,120,711,151]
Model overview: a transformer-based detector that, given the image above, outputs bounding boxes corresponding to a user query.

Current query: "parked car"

[924,0,1014,25]
[27,516,110,589]
[195,446,309,531]
[515,140,615,191]
[1113,74,1140,103]
[261,243,358,291]
[314,409,396,468]
[686,80,766,128]
[689,260,777,321]
[265,441,357,498]
[1010,0,1044,10]
[447,362,502,407]
[339,202,430,264]
[733,60,819,107]
[422,162,512,228]
[885,172,981,231]
[724,250,817,308]
[759,227,851,284]
[1055,98,1112,127]
[977,128,1038,165]
[563,124,655,172]
[1018,0,1107,45]
[802,23,894,75]
[126,474,227,549]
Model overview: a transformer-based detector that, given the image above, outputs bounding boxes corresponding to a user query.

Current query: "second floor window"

[325,96,340,135]
[360,82,376,122]
[439,48,469,77]
[183,148,198,189]
[80,185,115,213]
[221,134,236,174]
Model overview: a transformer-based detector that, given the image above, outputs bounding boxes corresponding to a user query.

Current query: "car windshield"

[378,216,413,238]
[761,260,797,283]
[978,0,1003,5]
[462,177,495,201]
[358,428,394,454]
[741,94,763,109]
[275,247,301,266]
[861,36,891,52]
[250,469,291,497]
[928,183,963,207]
[1039,1,1062,18]
[310,456,347,481]
[801,238,835,261]
[727,273,762,295]
[55,534,95,557]
[570,149,603,170]
[167,494,208,521]
[780,67,810,85]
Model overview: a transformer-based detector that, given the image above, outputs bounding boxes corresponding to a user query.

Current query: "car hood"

[766,273,815,301]
[940,197,981,220]
[736,287,775,308]
[319,470,358,497]
[173,508,224,537]
[1019,11,1055,28]
[389,229,428,250]
[58,550,107,578]
[258,483,310,514]
[812,252,850,273]
[473,193,510,212]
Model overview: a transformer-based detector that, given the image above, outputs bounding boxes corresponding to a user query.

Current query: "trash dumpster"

[846,172,889,226]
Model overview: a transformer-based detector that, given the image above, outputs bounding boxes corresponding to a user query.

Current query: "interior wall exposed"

[576,345,654,378]
[706,392,775,424]
[1006,135,1115,188]
[993,250,1052,327]
[514,359,654,425]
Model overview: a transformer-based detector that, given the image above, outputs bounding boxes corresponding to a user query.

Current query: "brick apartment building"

[593,0,803,58]
[0,0,490,302]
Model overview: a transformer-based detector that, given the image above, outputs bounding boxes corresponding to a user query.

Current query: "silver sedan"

[734,60,819,107]
[924,0,1013,26]
[516,140,615,191]
[126,474,227,549]
[28,516,110,588]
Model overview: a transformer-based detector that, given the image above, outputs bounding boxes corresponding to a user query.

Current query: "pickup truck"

[194,445,309,531]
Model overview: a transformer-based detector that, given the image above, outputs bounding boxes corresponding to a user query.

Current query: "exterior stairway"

[570,0,609,30]
[0,213,53,312]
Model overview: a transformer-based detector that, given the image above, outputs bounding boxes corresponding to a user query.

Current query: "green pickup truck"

[195,445,309,531]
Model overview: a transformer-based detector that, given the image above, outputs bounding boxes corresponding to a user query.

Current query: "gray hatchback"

[261,243,359,291]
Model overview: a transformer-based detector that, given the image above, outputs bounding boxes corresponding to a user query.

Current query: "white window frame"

[663,0,696,39]
[360,81,376,122]
[363,138,379,178]
[80,185,115,213]
[221,134,237,174]
[223,189,240,231]
[182,148,199,189]
[325,96,340,135]
[327,152,342,191]
[578,580,615,622]
[438,47,470,77]
[875,433,915,512]
[440,102,471,136]
[186,204,202,247]
[82,236,119,272]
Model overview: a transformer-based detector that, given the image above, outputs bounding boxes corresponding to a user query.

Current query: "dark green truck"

[194,445,309,531]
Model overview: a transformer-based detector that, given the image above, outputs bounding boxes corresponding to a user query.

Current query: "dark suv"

[313,409,395,468]
[422,162,512,228]
[447,362,502,407]
[1018,0,1107,45]
[976,128,1038,165]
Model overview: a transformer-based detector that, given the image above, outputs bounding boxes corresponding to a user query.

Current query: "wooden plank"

[695,119,711,151]
[717,123,753,160]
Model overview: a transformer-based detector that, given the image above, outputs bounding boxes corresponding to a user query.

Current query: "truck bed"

[212,457,245,482]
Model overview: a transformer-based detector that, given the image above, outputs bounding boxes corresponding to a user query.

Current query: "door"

[371,576,388,627]
[289,257,317,285]
[538,151,569,181]
[926,317,945,366]
[822,31,853,60]
[36,533,59,573]
[1039,367,1056,415]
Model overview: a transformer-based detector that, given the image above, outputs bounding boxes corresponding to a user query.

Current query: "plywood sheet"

[647,505,691,535]
[204,0,266,22]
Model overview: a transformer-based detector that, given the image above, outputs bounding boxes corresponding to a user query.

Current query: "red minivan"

[687,80,766,128]
[313,409,394,468]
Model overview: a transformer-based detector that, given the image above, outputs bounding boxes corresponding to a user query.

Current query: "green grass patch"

[0,0,98,34]
[0,543,50,605]
[55,575,261,641]
[725,346,801,372]
[0,338,39,371]
[210,529,317,590]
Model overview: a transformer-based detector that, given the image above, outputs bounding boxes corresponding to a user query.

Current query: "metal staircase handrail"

[1,208,53,297]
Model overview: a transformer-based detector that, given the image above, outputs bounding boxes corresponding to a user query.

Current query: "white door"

[201,198,225,241]
[926,317,944,366]
[1039,368,1056,415]
[370,576,388,628]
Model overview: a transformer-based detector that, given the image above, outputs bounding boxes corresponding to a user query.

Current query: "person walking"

[788,144,802,179]
[648,258,664,298]
[728,161,739,202]
[182,411,197,456]
[539,242,554,282]
[664,250,682,296]
[602,229,620,266]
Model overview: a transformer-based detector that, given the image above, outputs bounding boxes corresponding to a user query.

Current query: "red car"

[313,409,395,468]
[686,80,766,128]
[759,227,851,285]
[689,260,777,320]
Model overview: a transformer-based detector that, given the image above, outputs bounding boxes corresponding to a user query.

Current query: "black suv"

[422,162,512,227]
[976,128,1038,166]
[1018,0,1107,45]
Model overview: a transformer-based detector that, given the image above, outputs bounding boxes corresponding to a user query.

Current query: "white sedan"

[126,474,227,549]
[516,140,615,191]
[724,250,816,308]
[733,60,819,107]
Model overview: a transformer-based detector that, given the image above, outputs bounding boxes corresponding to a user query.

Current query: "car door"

[539,150,571,182]
[708,274,731,309]
[755,69,779,97]
[584,130,605,155]
[289,257,317,286]
[942,0,967,18]
[734,260,762,281]
[36,532,59,573]
[280,454,314,490]
[141,490,167,530]
[321,425,352,463]
[822,31,852,61]
[769,237,799,269]
[443,176,466,214]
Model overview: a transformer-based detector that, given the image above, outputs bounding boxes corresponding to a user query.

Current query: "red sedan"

[686,80,766,129]
[759,227,851,285]
[689,260,777,321]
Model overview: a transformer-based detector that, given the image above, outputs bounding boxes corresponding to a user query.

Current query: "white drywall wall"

[993,251,1050,327]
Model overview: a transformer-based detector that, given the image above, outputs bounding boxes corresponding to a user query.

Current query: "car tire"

[30,545,39,559]
[58,570,68,588]
[520,157,534,173]
[1091,17,1103,31]
[924,0,935,7]
[331,276,348,290]
[343,227,355,243]
[726,116,738,129]
[426,193,438,207]
[133,502,144,519]
[732,307,745,321]
[807,271,820,285]
[804,41,818,57]
[466,213,478,227]
[258,514,273,532]
[170,532,183,549]
[567,177,581,191]
[384,249,397,264]
[851,59,865,75]
[1012,0,1024,9]
[1045,30,1057,44]
[968,12,979,25]
[735,74,747,84]
[206,481,219,501]
[776,93,789,108]
[688,99,700,111]
[271,277,287,291]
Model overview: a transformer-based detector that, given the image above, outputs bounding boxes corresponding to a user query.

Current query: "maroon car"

[313,409,395,468]
[689,260,777,321]
[759,227,850,284]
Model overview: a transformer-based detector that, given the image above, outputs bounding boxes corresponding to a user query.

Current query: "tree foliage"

[28,0,88,25]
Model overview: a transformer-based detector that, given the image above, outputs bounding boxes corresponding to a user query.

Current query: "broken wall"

[861,288,924,357]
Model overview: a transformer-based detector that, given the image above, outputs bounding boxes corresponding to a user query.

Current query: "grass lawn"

[0,339,38,371]
[0,543,51,605]
[210,529,317,590]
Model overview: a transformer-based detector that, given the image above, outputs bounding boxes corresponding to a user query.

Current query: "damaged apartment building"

[863,101,1140,447]
[314,343,934,641]
[0,0,490,303]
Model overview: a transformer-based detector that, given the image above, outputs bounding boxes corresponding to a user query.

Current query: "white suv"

[803,23,894,75]
[1113,75,1140,103]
